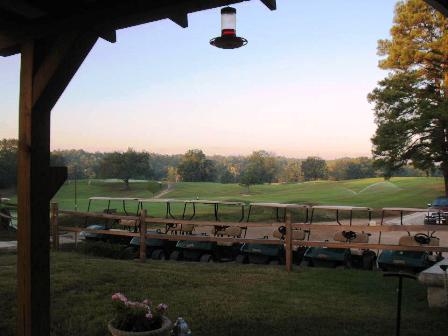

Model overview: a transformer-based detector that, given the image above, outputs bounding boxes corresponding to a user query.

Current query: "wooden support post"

[285,210,293,272]
[16,32,98,336]
[50,203,59,251]
[139,209,147,262]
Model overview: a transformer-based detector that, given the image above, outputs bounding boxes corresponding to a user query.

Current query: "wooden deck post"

[139,209,147,262]
[285,210,293,272]
[51,203,59,251]
[16,33,98,336]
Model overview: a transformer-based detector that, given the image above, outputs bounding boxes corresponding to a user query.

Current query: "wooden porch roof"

[0,0,276,56]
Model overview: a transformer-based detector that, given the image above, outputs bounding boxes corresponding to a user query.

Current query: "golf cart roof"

[88,197,140,201]
[312,205,372,211]
[381,207,429,212]
[138,198,184,204]
[249,202,309,209]
[184,200,244,206]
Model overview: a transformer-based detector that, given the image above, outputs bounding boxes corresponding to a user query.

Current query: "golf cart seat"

[216,226,243,246]
[119,219,138,228]
[399,234,440,247]
[166,223,195,234]
[215,226,243,238]
[272,228,306,241]
[333,231,369,243]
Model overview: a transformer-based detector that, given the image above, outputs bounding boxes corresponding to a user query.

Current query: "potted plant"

[108,293,172,336]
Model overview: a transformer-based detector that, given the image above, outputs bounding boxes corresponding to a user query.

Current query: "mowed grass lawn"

[0,251,447,336]
[40,177,444,219]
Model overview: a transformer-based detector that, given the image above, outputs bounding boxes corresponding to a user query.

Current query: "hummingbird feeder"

[210,7,248,49]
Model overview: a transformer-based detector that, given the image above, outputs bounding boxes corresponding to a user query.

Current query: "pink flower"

[142,299,151,305]
[145,312,153,320]
[156,303,168,312]
[112,293,128,302]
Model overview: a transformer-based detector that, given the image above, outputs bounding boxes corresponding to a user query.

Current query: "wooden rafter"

[0,0,255,56]
[0,0,46,19]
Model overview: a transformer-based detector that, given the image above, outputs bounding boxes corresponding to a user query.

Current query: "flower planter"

[108,317,172,336]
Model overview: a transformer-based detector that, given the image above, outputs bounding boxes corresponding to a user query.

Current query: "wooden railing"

[51,203,448,272]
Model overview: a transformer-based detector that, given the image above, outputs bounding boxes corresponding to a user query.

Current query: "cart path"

[153,182,175,199]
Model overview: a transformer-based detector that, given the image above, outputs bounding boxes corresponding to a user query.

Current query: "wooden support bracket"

[260,0,276,10]
[48,166,67,199]
[98,30,117,43]
[168,13,188,28]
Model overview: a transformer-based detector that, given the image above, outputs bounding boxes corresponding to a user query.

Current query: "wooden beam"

[0,0,46,19]
[16,32,97,336]
[0,0,249,55]
[425,0,448,17]
[33,32,98,113]
[295,241,448,253]
[169,13,188,28]
[17,39,35,336]
[260,0,276,10]
[292,223,448,233]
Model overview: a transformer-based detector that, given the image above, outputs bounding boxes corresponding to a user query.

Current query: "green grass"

[0,251,447,336]
[2,177,444,227]
[46,177,443,217]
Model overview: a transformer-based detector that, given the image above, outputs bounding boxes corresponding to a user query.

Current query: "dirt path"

[153,183,175,199]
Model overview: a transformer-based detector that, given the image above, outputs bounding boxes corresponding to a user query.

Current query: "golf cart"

[424,197,448,225]
[236,203,309,265]
[377,207,443,273]
[170,200,246,262]
[126,199,189,260]
[0,197,16,231]
[303,205,377,269]
[80,197,140,244]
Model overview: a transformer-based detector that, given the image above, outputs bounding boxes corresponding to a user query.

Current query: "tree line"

[0,139,435,189]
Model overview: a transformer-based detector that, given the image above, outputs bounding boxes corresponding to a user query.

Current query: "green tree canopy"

[327,157,376,181]
[98,148,152,189]
[301,157,327,181]
[239,150,278,188]
[177,149,216,182]
[369,0,448,194]
[0,139,18,188]
[283,161,302,182]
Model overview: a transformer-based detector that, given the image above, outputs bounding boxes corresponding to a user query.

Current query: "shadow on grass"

[0,251,447,336]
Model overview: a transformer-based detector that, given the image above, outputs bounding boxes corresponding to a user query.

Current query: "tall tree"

[301,156,327,181]
[0,139,18,188]
[177,149,216,182]
[283,160,302,182]
[369,0,448,194]
[98,148,152,189]
[240,151,278,184]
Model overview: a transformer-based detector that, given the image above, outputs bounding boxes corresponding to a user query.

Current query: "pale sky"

[0,0,397,159]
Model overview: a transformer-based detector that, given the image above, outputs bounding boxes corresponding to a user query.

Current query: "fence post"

[51,203,59,251]
[285,209,293,272]
[139,209,147,262]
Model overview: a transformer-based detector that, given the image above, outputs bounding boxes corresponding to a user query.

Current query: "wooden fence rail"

[292,223,448,233]
[53,206,448,272]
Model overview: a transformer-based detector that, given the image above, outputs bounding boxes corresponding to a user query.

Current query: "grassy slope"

[0,251,447,336]
[42,177,442,219]
[166,177,443,208]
